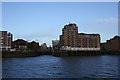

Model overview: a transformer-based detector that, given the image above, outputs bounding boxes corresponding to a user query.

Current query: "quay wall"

[52,50,120,57]
[2,50,120,58]
[2,51,52,58]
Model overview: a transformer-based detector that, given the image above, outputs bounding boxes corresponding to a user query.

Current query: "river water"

[2,55,119,78]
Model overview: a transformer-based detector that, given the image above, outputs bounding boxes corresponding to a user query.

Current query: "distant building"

[52,40,60,51]
[40,43,47,50]
[60,23,100,51]
[100,43,107,50]
[101,36,120,51]
[28,41,39,51]
[0,31,12,51]
[12,39,28,51]
[110,36,120,50]
[52,40,59,47]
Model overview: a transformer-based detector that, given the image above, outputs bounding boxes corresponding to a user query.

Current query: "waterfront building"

[28,41,39,51]
[60,23,100,51]
[12,39,40,51]
[110,36,120,50]
[60,35,63,48]
[78,33,100,48]
[52,40,59,47]
[101,36,120,51]
[12,39,28,51]
[100,43,107,50]
[0,31,12,51]
[60,23,78,47]
[52,40,60,51]
[40,43,47,50]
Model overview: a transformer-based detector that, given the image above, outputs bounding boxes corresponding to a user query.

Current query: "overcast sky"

[2,2,118,46]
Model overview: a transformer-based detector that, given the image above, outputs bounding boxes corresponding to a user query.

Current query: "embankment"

[2,50,120,58]
[52,50,120,57]
[2,51,52,58]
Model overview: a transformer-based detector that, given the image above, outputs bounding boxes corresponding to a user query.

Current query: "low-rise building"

[101,36,120,51]
[40,43,47,50]
[12,39,28,51]
[110,36,120,50]
[28,41,39,51]
[52,40,60,51]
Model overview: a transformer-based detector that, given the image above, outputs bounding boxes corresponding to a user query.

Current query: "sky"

[2,2,118,46]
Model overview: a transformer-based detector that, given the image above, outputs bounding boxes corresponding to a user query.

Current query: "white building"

[52,40,59,47]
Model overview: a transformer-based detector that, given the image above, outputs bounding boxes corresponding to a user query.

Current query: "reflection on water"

[2,55,119,78]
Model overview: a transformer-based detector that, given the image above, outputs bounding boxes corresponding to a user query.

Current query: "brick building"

[78,33,100,48]
[12,39,40,51]
[0,31,12,51]
[28,41,39,51]
[60,23,100,50]
[12,39,28,51]
[101,36,120,51]
[60,23,78,47]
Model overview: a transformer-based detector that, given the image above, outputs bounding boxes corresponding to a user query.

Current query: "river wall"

[2,50,120,58]
[52,50,120,57]
[2,51,52,58]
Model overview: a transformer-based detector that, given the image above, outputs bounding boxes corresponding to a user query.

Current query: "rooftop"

[78,33,100,35]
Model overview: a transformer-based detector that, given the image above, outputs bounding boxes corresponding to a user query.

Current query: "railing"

[60,47,100,51]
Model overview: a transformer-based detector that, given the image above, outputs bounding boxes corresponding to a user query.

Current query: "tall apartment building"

[60,23,100,50]
[0,31,12,51]
[60,24,78,47]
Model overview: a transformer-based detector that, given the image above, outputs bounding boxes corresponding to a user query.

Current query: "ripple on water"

[2,55,118,78]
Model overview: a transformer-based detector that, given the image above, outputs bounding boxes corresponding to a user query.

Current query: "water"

[2,55,119,78]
